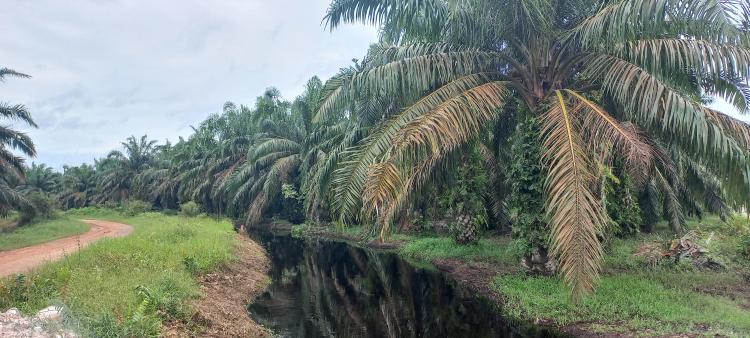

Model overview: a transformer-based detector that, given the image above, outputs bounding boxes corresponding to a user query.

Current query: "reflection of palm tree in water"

[250,233,559,337]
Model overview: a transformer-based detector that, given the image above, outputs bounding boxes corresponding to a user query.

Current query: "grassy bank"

[491,217,750,336]
[0,217,90,251]
[0,208,238,336]
[309,216,750,337]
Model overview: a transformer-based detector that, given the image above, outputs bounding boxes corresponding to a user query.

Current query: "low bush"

[179,201,201,217]
[18,192,58,225]
[124,200,152,216]
[103,200,120,210]
[740,233,750,258]
[161,209,178,216]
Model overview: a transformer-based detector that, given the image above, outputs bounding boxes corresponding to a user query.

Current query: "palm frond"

[564,90,653,183]
[392,81,509,154]
[331,73,503,222]
[0,103,37,128]
[542,91,606,300]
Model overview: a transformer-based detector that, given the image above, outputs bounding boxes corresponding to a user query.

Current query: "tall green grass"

[494,274,750,336]
[492,215,750,337]
[400,237,516,265]
[0,218,89,251]
[0,209,237,337]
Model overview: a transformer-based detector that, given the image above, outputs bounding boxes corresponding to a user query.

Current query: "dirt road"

[0,219,133,277]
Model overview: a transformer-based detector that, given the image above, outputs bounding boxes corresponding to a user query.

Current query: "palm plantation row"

[4,0,750,299]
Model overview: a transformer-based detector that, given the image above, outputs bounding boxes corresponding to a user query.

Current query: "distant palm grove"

[4,0,750,298]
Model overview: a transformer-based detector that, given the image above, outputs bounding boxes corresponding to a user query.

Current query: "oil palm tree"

[59,164,97,209]
[19,163,61,194]
[321,0,750,298]
[227,77,350,225]
[0,68,37,213]
[98,135,158,202]
[228,80,320,225]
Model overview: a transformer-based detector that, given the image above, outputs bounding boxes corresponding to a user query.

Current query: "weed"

[0,210,234,336]
[0,218,89,251]
[182,256,199,275]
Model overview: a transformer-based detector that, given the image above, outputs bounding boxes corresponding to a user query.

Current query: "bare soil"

[0,219,133,277]
[163,234,271,338]
[693,272,750,310]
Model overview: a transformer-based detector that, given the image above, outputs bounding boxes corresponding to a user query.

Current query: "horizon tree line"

[3,0,750,298]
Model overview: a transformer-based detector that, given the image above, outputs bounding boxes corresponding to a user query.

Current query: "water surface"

[249,231,560,338]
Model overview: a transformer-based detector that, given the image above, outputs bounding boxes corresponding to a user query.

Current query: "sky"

[0,0,378,170]
[1,1,748,170]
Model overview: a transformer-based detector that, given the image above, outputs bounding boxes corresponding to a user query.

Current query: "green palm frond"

[331,74,505,222]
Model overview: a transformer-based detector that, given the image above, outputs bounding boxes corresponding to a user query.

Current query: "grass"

[0,217,90,251]
[327,215,750,336]
[494,274,750,336]
[491,215,750,337]
[295,216,750,336]
[0,208,238,336]
[400,237,517,265]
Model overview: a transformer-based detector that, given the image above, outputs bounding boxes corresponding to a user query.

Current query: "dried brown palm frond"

[377,150,453,237]
[565,90,653,184]
[541,91,607,300]
[703,107,750,150]
[362,161,403,240]
[331,75,506,223]
[391,81,509,154]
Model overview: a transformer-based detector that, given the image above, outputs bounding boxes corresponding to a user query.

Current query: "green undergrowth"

[321,215,750,336]
[494,273,750,336]
[400,237,516,265]
[0,207,237,337]
[493,215,750,337]
[0,217,90,251]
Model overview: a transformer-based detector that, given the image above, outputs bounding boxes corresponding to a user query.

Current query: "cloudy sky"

[1,1,747,170]
[1,0,378,169]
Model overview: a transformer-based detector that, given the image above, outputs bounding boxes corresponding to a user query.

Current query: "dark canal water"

[248,231,561,338]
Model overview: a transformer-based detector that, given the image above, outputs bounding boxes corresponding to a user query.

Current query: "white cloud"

[0,0,378,169]
[709,97,750,123]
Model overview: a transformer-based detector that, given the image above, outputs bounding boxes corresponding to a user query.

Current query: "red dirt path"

[0,219,133,277]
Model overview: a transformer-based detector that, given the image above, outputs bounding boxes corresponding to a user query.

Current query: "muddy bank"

[164,234,271,338]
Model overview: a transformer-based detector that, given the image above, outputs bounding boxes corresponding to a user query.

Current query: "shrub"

[740,233,750,258]
[182,256,199,275]
[102,200,120,210]
[507,114,547,257]
[18,192,58,225]
[179,201,201,217]
[124,200,152,216]
[161,209,178,216]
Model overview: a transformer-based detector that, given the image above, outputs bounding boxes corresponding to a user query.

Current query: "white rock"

[0,305,78,337]
[36,306,62,321]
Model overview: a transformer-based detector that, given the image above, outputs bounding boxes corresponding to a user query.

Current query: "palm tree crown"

[321,0,750,297]
[0,68,37,213]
